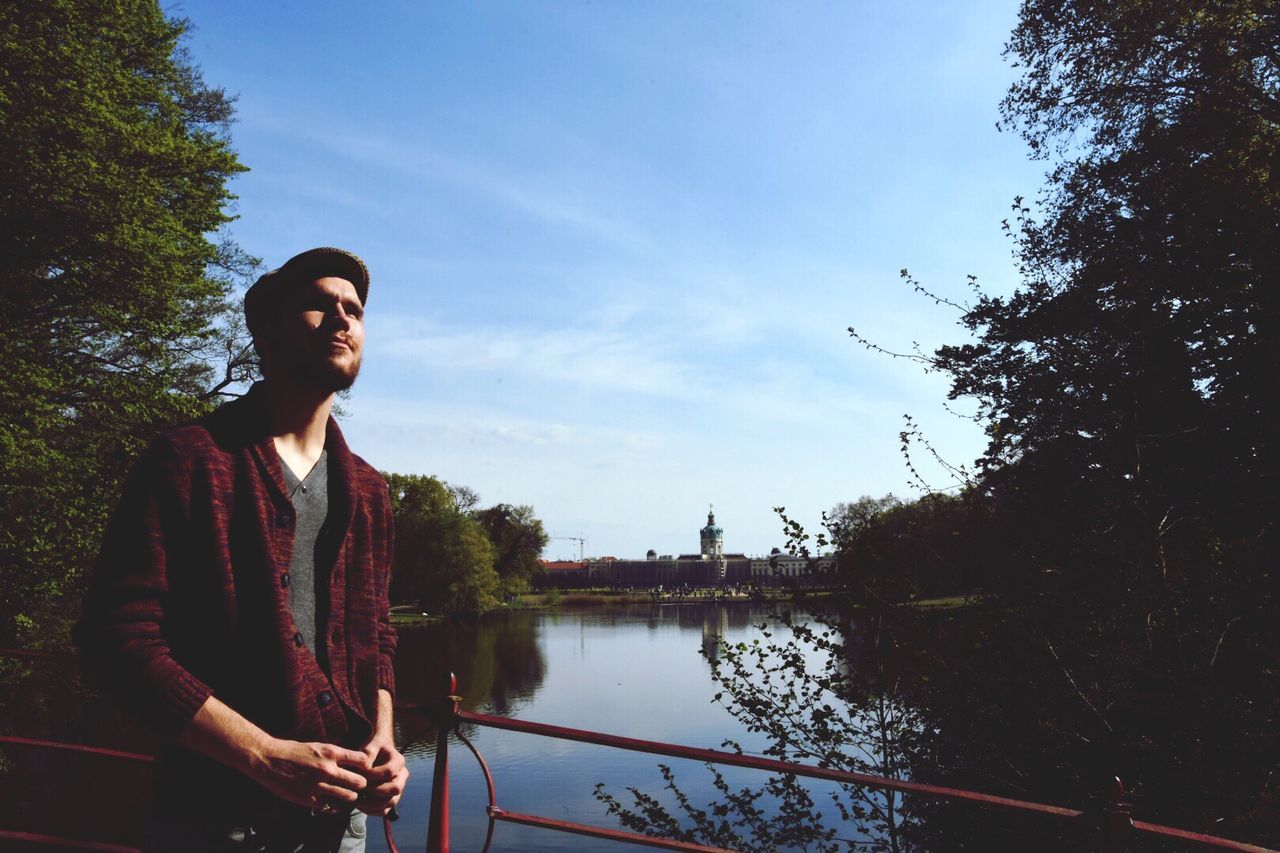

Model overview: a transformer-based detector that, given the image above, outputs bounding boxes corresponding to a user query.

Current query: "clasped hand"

[249,736,408,817]
[354,731,409,817]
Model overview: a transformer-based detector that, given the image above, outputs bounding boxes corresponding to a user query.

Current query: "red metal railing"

[0,647,155,852]
[0,648,406,853]
[418,672,1277,853]
[2,650,1276,853]
[0,732,405,853]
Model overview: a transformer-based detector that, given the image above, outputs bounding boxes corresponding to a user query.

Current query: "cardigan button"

[277,510,293,528]
[317,691,332,707]
[280,572,291,589]
[294,631,304,647]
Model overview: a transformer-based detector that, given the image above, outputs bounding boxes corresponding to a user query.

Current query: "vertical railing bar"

[1100,776,1134,853]
[425,672,458,853]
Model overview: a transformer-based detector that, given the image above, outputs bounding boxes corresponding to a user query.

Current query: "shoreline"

[389,591,977,625]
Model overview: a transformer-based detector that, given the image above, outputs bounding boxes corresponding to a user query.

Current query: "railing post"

[426,672,460,853]
[1098,776,1133,852]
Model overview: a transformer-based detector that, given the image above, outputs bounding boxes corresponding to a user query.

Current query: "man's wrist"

[372,689,395,742]
[179,695,280,779]
[238,731,277,777]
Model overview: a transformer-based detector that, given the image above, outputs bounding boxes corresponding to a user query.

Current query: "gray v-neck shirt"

[282,451,329,661]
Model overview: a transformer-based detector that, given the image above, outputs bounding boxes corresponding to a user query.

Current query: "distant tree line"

[383,473,548,617]
[825,492,994,604]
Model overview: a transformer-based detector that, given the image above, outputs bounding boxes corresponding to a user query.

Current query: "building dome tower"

[700,505,724,559]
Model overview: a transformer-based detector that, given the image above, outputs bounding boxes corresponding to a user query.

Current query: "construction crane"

[548,535,587,561]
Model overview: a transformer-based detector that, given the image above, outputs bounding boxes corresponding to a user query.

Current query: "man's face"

[262,276,365,392]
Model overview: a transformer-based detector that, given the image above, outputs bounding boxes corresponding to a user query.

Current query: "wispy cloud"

[346,394,669,459]
[376,319,696,398]
[241,111,654,251]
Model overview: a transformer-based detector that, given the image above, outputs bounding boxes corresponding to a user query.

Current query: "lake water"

[4,601,1254,850]
[0,601,865,850]
[382,601,845,852]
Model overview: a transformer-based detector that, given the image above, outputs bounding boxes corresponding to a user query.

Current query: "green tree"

[0,0,253,647]
[473,503,549,597]
[384,473,500,616]
[828,492,991,604]
[900,0,1279,843]
[826,495,901,542]
[937,0,1280,546]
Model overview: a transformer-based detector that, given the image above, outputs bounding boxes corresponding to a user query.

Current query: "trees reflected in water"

[394,603,759,757]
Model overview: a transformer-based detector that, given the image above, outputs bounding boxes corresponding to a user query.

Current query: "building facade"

[537,507,832,589]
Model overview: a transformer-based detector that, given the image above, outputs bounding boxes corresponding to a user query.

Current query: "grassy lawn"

[911,595,978,609]
[389,610,443,626]
[515,590,655,608]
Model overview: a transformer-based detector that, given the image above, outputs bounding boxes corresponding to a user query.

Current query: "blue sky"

[179,1,1044,559]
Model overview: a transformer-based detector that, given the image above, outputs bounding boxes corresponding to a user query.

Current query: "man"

[77,247,408,852]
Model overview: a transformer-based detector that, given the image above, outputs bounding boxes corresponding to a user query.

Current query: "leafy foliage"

[384,475,554,616]
[1000,0,1280,161]
[597,763,842,852]
[827,493,993,603]
[384,473,501,616]
[472,503,549,597]
[0,0,253,648]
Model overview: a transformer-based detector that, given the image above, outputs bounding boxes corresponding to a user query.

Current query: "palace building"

[537,506,832,589]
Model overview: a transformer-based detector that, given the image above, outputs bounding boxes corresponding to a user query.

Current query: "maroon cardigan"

[77,386,396,820]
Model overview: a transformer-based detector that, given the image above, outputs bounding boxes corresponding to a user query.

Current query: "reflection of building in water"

[700,605,730,661]
[537,506,832,589]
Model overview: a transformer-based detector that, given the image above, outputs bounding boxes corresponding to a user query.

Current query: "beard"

[290,352,362,393]
[262,340,362,393]
[256,322,363,394]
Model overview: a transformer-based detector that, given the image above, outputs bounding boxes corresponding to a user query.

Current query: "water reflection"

[395,613,546,714]
[395,611,546,756]
[392,602,759,759]
[395,603,760,712]
[386,601,796,851]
